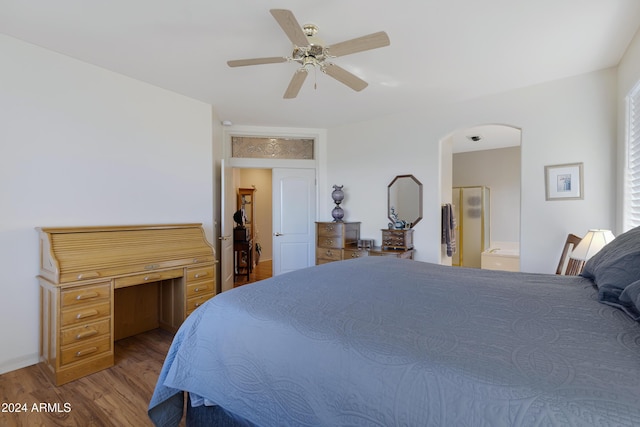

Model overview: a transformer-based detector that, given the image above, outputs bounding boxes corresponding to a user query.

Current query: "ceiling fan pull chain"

[314,66,317,90]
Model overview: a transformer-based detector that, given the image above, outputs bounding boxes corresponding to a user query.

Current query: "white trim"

[0,353,39,375]
[624,80,640,230]
[222,125,328,217]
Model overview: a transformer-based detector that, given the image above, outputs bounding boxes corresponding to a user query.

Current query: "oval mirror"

[388,175,423,228]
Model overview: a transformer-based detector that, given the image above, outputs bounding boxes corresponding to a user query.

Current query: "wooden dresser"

[37,223,216,385]
[315,222,360,264]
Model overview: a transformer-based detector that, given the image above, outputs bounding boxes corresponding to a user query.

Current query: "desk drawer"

[60,318,110,347]
[60,335,111,366]
[186,266,214,282]
[187,293,213,313]
[114,268,183,289]
[61,282,111,308]
[186,280,214,298]
[61,301,110,327]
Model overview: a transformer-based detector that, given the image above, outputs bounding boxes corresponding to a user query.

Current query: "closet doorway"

[232,168,272,287]
[221,165,317,292]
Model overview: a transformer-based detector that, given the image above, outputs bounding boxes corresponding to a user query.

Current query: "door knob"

[219,235,231,240]
[273,232,283,236]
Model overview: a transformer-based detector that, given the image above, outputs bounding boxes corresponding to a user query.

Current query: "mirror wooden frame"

[387,174,423,228]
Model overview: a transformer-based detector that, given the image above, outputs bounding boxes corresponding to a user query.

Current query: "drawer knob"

[194,285,208,292]
[75,291,99,301]
[194,272,208,278]
[75,329,98,340]
[144,274,161,281]
[77,272,99,280]
[75,347,98,358]
[76,309,98,320]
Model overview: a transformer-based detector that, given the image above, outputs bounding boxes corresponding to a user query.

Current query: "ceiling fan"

[227,9,390,99]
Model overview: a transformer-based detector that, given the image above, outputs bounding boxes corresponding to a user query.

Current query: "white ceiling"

[451,124,522,153]
[2,0,639,131]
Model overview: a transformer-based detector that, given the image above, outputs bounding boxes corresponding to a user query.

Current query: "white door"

[219,159,235,292]
[272,168,316,275]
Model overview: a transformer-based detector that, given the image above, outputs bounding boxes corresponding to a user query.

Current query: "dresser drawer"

[60,335,111,366]
[186,280,215,298]
[317,236,344,249]
[61,301,111,327]
[186,266,214,282]
[61,282,111,308]
[60,318,111,347]
[316,247,342,261]
[317,222,343,238]
[343,248,368,259]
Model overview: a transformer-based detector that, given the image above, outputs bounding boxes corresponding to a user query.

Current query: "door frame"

[218,126,326,292]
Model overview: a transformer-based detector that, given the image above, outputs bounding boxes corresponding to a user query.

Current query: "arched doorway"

[440,124,522,268]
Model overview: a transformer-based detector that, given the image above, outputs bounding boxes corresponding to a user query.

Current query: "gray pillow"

[619,279,640,320]
[582,226,640,318]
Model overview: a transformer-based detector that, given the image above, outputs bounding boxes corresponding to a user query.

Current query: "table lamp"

[570,229,615,262]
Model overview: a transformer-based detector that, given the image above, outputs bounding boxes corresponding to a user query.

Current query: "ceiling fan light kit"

[227,9,390,99]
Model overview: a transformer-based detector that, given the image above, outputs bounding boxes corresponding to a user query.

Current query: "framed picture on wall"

[545,162,584,200]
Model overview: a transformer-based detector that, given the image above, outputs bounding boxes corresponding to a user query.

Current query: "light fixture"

[570,229,616,261]
[221,120,233,126]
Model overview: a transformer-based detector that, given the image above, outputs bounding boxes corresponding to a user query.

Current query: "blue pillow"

[582,226,640,318]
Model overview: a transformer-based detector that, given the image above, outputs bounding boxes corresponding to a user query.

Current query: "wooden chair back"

[556,233,584,275]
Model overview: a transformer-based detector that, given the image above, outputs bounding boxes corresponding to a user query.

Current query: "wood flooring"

[234,259,272,287]
[0,328,178,427]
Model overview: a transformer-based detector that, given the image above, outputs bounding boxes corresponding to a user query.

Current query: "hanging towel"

[441,204,456,257]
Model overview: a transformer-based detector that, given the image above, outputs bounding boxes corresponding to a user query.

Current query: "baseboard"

[0,353,39,375]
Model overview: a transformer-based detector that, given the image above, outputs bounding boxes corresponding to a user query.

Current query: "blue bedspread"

[149,257,640,426]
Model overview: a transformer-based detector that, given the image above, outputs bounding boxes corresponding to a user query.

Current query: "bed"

[149,226,640,426]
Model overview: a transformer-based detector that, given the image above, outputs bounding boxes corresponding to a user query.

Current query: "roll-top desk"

[37,223,216,385]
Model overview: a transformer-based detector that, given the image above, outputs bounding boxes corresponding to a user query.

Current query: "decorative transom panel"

[232,137,314,160]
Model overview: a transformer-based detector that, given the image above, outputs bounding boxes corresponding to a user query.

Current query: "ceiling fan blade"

[283,68,308,99]
[327,31,390,57]
[322,63,368,92]
[270,9,309,47]
[227,57,287,67]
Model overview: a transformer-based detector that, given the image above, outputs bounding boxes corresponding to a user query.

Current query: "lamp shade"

[570,229,615,261]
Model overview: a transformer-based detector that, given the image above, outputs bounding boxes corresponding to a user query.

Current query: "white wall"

[327,68,617,273]
[0,35,215,373]
[617,28,640,232]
